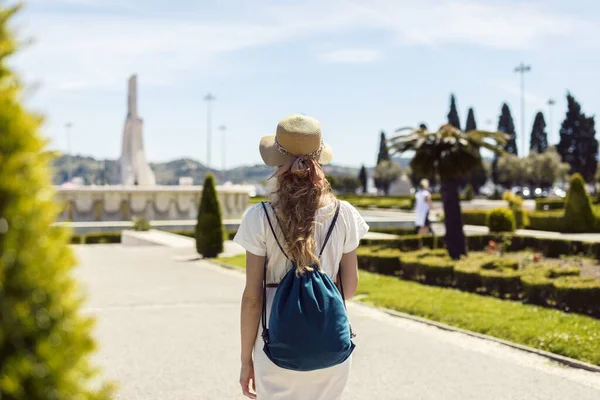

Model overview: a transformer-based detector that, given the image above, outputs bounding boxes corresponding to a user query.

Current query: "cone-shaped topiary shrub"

[486,208,516,233]
[563,173,595,233]
[0,5,113,398]
[195,174,224,257]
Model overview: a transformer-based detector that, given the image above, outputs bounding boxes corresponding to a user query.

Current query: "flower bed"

[357,245,600,317]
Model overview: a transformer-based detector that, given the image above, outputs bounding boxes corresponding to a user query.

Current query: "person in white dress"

[234,114,369,400]
[414,179,433,235]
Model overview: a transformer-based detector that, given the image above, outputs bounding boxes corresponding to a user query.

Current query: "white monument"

[120,75,156,186]
[54,74,252,229]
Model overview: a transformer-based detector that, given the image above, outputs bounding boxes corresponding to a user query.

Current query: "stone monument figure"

[119,75,156,186]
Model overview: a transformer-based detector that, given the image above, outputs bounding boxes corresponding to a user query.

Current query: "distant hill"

[51,155,362,185]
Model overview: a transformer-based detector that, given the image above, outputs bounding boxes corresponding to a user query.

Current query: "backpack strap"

[260,201,289,343]
[261,202,289,260]
[323,201,356,338]
[319,200,341,257]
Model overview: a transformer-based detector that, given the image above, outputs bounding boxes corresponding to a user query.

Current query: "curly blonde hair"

[270,163,335,274]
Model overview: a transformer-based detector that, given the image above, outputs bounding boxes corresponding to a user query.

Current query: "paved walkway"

[76,245,600,400]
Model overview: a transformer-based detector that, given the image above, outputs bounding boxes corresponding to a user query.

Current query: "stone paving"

[76,244,600,400]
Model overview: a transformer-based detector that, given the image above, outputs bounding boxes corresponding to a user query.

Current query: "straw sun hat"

[259,114,333,167]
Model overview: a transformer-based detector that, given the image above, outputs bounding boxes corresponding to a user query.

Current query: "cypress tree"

[465,107,477,132]
[447,94,461,129]
[492,103,518,184]
[464,108,487,191]
[375,131,390,192]
[376,131,390,165]
[556,93,598,182]
[529,111,548,153]
[0,5,113,398]
[195,174,224,257]
[358,165,368,194]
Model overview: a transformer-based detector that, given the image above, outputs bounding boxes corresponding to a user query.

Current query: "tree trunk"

[441,179,467,260]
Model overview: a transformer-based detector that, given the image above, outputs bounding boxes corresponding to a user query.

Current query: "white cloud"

[11,0,591,92]
[317,48,382,64]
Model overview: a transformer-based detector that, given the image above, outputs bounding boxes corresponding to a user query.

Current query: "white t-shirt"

[234,200,369,284]
[414,189,431,227]
[233,200,369,399]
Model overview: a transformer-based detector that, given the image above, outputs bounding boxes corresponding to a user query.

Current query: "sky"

[10,0,600,169]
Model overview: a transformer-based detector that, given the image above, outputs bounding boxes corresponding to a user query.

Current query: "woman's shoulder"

[337,200,364,221]
[242,202,268,223]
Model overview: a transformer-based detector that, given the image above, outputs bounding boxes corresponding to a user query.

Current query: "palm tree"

[389,124,507,259]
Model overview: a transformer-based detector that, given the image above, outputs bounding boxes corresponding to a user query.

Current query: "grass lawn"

[218,254,600,366]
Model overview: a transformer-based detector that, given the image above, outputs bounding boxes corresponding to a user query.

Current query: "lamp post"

[547,98,556,145]
[514,62,531,155]
[65,122,73,183]
[219,125,227,173]
[204,93,216,169]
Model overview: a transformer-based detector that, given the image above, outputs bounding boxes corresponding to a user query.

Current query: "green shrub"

[0,6,113,397]
[195,174,225,258]
[480,268,521,299]
[512,209,529,229]
[527,211,565,232]
[486,208,516,233]
[454,259,483,292]
[359,252,402,276]
[461,209,488,226]
[482,258,519,270]
[132,216,151,231]
[552,276,600,315]
[563,173,596,233]
[416,256,454,286]
[521,274,553,306]
[357,246,600,316]
[80,232,122,244]
[535,198,565,211]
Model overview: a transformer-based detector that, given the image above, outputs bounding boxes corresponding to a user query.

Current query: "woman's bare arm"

[240,252,265,363]
[339,249,359,299]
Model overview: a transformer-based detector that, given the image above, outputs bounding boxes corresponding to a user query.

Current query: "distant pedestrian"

[234,114,369,399]
[415,179,434,235]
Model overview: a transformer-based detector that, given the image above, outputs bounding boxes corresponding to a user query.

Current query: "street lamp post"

[65,122,73,183]
[219,125,227,173]
[547,98,556,145]
[204,93,216,169]
[514,62,531,156]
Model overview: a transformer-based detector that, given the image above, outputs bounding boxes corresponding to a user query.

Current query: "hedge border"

[357,248,600,317]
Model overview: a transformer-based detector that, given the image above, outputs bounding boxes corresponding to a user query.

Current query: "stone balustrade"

[55,185,251,222]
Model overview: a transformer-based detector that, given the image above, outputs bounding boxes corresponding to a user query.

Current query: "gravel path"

[75,245,600,399]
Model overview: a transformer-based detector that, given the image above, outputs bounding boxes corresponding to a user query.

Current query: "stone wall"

[55,185,250,222]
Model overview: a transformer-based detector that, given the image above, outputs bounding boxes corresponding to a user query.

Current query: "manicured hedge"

[527,211,565,232]
[487,208,515,233]
[461,209,488,226]
[357,247,600,316]
[536,196,600,211]
[362,232,600,262]
[535,198,566,211]
[71,232,122,244]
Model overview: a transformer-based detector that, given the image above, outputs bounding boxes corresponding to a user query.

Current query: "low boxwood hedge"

[70,232,122,244]
[461,209,488,226]
[535,198,566,211]
[487,208,516,233]
[357,247,600,316]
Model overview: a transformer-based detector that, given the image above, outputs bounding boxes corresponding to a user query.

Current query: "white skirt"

[253,288,352,400]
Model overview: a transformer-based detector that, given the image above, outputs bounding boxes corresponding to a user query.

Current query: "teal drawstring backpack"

[260,201,355,371]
